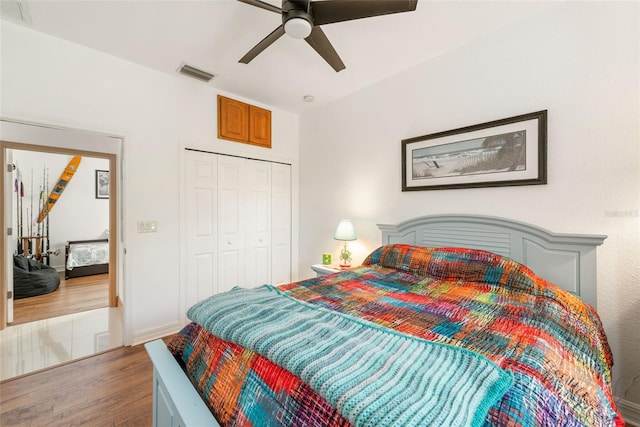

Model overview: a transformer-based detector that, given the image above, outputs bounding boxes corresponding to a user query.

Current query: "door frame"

[1,132,120,330]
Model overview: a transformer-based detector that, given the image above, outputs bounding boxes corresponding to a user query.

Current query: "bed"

[64,239,109,280]
[145,214,622,427]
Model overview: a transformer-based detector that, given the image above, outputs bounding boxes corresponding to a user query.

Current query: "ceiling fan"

[237,0,418,72]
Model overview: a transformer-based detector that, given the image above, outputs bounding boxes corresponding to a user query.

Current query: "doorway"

[9,149,111,325]
[0,119,123,379]
[2,143,118,323]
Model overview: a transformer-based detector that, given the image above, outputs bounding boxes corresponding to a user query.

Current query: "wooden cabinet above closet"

[218,95,272,148]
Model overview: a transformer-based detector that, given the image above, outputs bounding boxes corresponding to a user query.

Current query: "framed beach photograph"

[402,110,547,191]
[95,169,110,199]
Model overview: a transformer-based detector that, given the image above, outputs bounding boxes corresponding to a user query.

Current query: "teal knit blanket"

[187,285,513,427]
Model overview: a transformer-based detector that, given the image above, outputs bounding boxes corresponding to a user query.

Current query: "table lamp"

[333,219,357,267]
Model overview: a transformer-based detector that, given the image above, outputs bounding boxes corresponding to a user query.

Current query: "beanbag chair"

[13,255,60,299]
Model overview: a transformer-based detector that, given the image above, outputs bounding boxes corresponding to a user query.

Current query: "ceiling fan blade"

[237,0,282,14]
[311,0,417,26]
[305,26,345,72]
[239,25,286,64]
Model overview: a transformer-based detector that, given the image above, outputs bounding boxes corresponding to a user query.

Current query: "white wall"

[1,20,300,345]
[299,1,640,410]
[11,150,109,270]
[2,0,638,418]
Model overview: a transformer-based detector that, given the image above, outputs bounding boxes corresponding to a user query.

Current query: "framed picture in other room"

[95,169,110,199]
[402,110,547,191]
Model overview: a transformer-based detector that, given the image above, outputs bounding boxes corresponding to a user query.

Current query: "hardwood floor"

[0,343,154,426]
[3,274,153,425]
[11,273,109,325]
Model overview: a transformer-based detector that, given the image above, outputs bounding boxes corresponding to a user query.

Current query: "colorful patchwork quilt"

[169,244,624,427]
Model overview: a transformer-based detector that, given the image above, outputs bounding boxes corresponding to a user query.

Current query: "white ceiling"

[1,0,558,114]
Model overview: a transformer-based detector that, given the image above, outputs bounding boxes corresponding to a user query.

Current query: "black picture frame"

[95,170,109,199]
[402,110,547,191]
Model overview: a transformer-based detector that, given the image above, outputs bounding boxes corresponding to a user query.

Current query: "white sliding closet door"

[271,163,291,285]
[244,160,271,287]
[185,150,218,309]
[185,149,292,306]
[217,155,245,292]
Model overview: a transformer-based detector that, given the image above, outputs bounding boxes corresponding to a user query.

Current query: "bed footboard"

[65,239,109,280]
[144,340,219,427]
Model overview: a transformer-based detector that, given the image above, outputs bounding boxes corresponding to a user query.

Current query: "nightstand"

[311,264,342,277]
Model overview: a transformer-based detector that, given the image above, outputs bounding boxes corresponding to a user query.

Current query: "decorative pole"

[29,168,34,255]
[19,170,23,241]
[45,167,51,265]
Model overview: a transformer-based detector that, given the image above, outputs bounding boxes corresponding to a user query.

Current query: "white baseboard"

[617,397,640,426]
[132,321,183,346]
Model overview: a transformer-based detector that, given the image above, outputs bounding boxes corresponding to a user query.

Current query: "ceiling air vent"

[178,63,215,83]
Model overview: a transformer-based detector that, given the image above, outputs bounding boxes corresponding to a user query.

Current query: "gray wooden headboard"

[377,214,606,308]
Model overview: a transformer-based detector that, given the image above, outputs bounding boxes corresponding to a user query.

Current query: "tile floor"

[0,307,123,381]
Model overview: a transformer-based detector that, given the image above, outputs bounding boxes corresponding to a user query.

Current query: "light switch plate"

[137,220,158,233]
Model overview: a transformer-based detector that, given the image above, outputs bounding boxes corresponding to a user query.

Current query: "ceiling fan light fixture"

[239,0,418,72]
[284,17,312,39]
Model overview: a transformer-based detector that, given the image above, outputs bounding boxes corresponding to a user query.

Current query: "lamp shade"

[333,219,357,241]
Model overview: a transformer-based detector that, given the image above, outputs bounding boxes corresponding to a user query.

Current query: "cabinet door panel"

[218,96,248,142]
[249,105,272,148]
